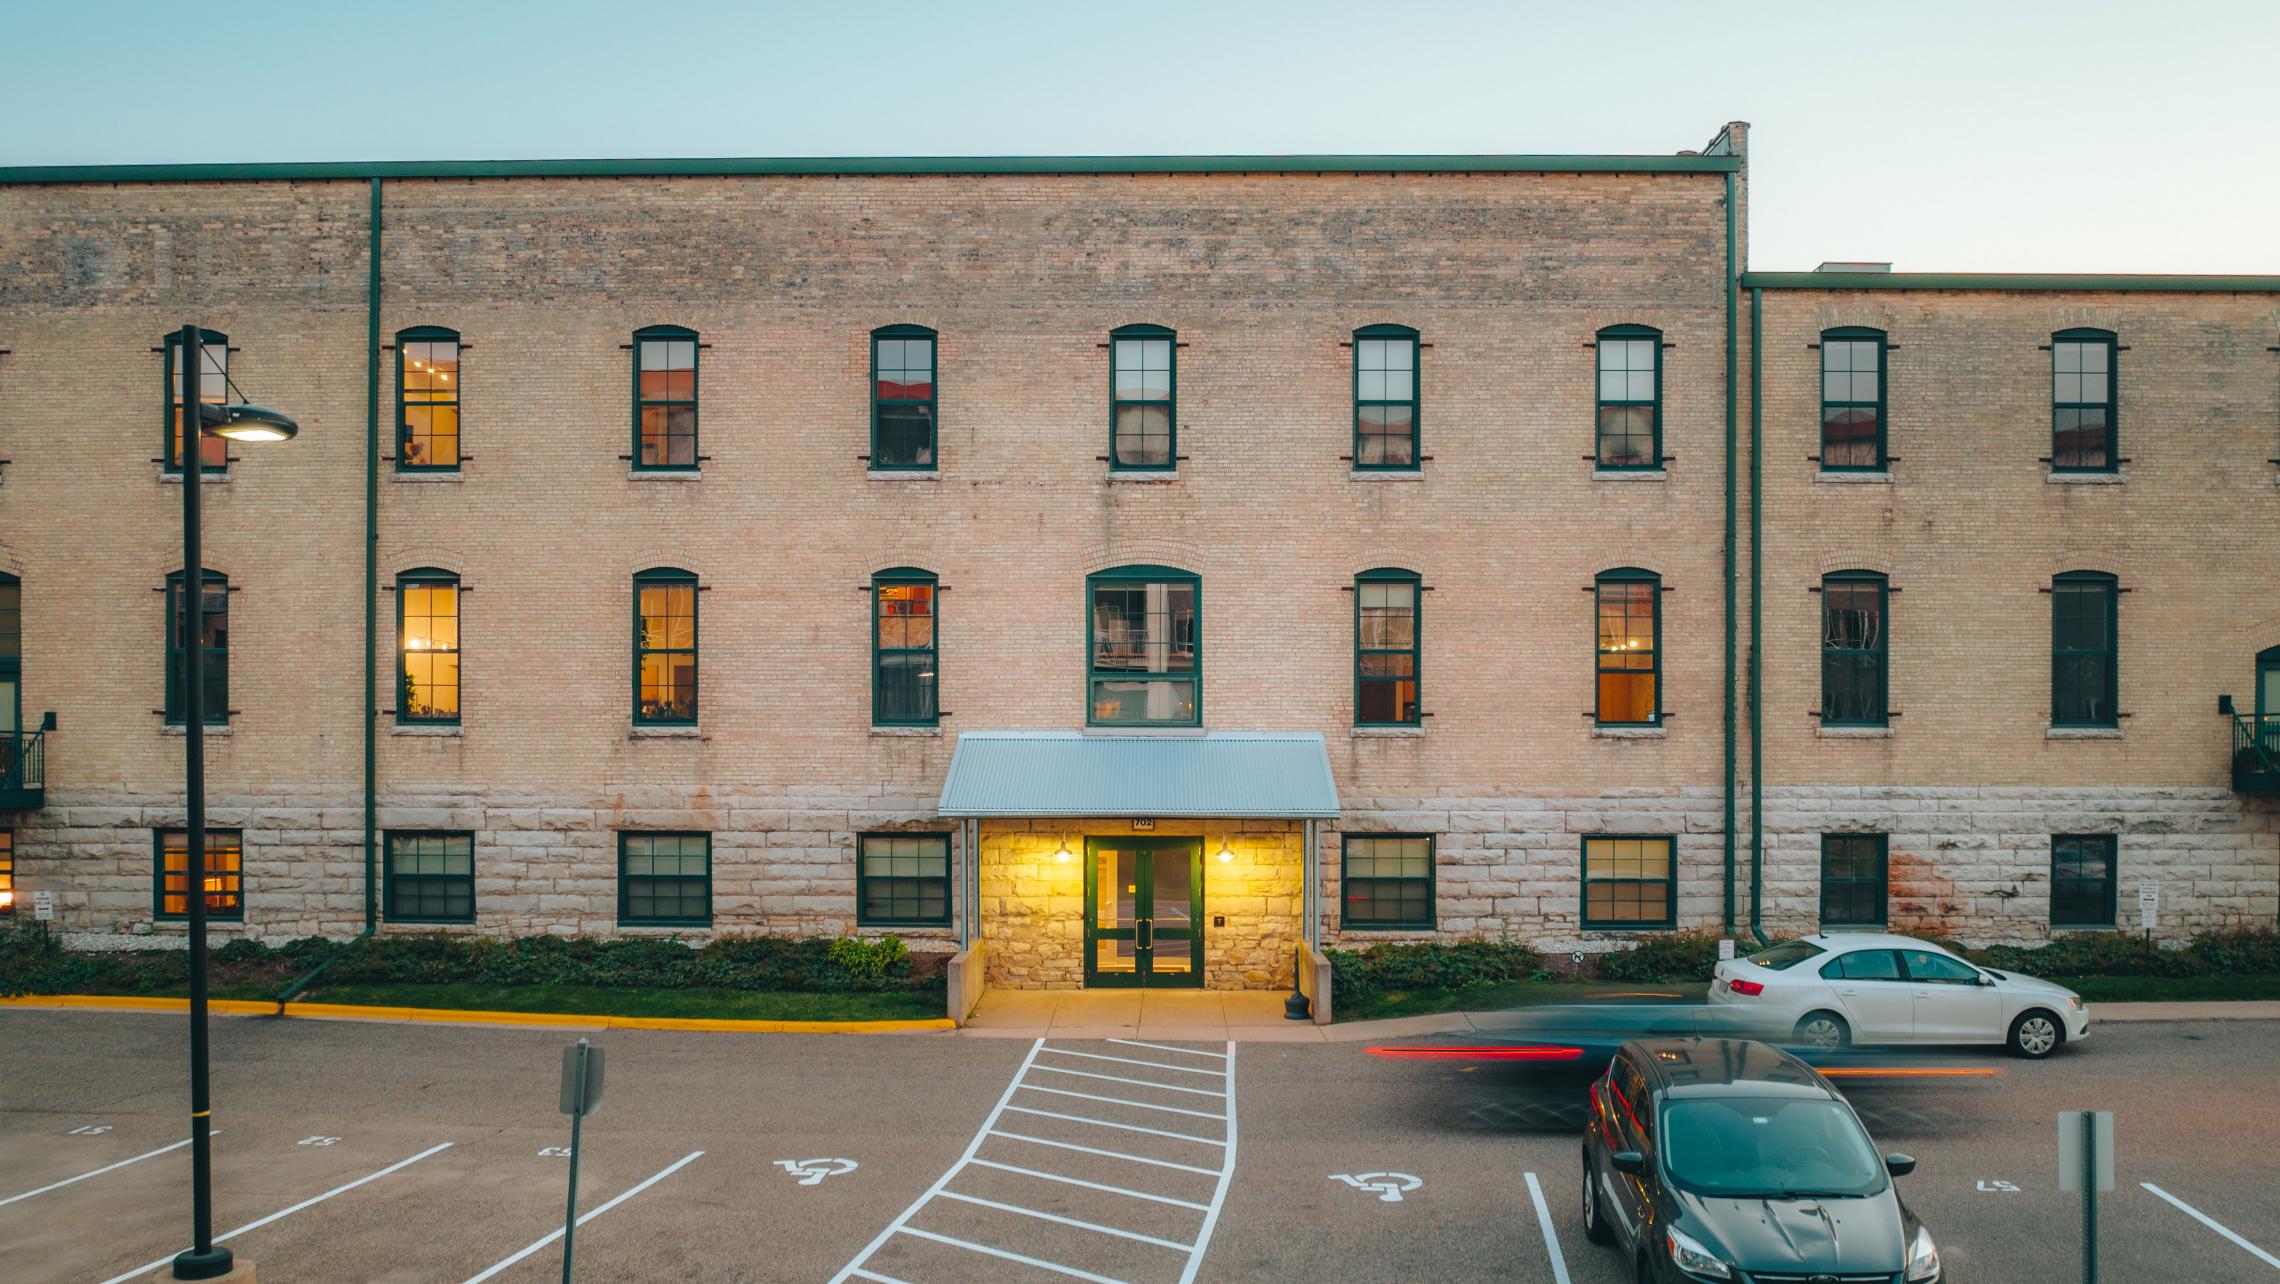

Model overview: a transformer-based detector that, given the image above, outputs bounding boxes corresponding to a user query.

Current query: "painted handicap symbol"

[776,1157,859,1186]
[1330,1171,1423,1203]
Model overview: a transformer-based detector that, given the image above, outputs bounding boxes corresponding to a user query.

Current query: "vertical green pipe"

[364,177,381,935]
[1722,170,1738,933]
[1748,286,1768,946]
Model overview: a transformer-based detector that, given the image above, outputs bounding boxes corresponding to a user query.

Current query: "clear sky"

[8,0,2277,273]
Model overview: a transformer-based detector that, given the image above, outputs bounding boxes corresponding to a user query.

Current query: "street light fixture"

[173,323,297,1282]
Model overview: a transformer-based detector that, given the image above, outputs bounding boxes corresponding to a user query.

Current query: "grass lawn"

[299,981,947,1023]
[2061,974,2280,1003]
[1336,979,1697,1023]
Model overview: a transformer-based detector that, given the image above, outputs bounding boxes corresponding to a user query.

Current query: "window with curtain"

[1353,324,1419,469]
[1088,566,1199,726]
[1595,570,1660,726]
[1109,325,1176,470]
[634,569,698,725]
[1595,325,1661,468]
[873,570,938,727]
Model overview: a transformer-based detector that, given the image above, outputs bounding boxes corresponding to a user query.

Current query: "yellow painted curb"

[0,995,276,1015]
[280,1000,956,1034]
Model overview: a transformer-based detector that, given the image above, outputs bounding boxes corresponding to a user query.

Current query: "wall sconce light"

[1054,836,1074,864]
[1216,838,1234,864]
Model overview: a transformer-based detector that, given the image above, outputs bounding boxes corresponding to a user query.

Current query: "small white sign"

[2138,881,2158,931]
[1330,1172,1423,1203]
[1717,939,1736,961]
[2057,1111,2115,1193]
[776,1158,858,1186]
[1130,818,1156,831]
[33,891,55,921]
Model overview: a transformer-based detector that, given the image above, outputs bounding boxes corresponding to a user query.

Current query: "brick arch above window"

[0,540,23,579]
[388,546,472,579]
[867,549,948,579]
[1812,308,1903,333]
[1576,550,1671,580]
[1078,539,1209,578]
[1813,551,1899,578]
[2046,550,2127,580]
[620,548,710,580]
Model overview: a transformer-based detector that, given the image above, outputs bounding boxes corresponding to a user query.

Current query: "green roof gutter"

[0,153,1738,186]
[1747,286,1769,948]
[1742,272,2280,293]
[1722,171,1738,936]
[363,178,380,936]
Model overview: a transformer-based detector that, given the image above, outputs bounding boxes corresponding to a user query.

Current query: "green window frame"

[164,570,229,726]
[870,325,937,471]
[1820,834,1888,927]
[154,829,244,922]
[1594,324,1662,469]
[1582,834,1676,929]
[632,324,700,471]
[2051,328,2117,473]
[1086,564,1199,727]
[858,832,953,927]
[633,568,698,726]
[1340,834,1436,930]
[873,568,939,727]
[384,831,474,924]
[1594,568,1660,727]
[0,830,13,917]
[395,325,461,471]
[618,832,711,927]
[163,328,230,473]
[396,569,460,725]
[1820,572,1888,727]
[1353,324,1420,470]
[2051,571,2118,728]
[1819,327,1886,471]
[2,571,19,751]
[1109,324,1176,471]
[2051,834,2117,928]
[1355,568,1420,726]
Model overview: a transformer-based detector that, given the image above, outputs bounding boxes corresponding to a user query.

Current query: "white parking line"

[98,1142,454,1284]
[1523,1171,1573,1284]
[896,1225,1126,1284]
[1108,1038,1228,1061]
[1019,1084,1229,1120]
[988,1129,1224,1174]
[1178,1041,1238,1284]
[845,1268,913,1284]
[1000,1105,1228,1146]
[934,1189,1197,1250]
[1031,1064,1231,1097]
[968,1157,1212,1210]
[2141,1183,2280,1271]
[0,1133,206,1209]
[1041,1048,1229,1078]
[462,1150,703,1283]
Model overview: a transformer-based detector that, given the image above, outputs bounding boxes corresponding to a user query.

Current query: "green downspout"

[1722,170,1738,934]
[363,178,382,935]
[1748,286,1769,947]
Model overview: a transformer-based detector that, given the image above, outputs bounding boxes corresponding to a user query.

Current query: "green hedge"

[1594,930,1737,984]
[1325,937,1540,1008]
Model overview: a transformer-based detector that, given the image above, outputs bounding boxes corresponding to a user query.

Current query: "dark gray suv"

[1581,1037,1943,1283]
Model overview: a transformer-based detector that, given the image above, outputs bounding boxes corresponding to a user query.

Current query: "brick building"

[1,122,2274,1000]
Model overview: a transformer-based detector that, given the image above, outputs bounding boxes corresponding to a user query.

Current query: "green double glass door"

[1084,838,1203,988]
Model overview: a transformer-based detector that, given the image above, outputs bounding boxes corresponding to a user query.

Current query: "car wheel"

[2010,1009,2064,1059]
[1636,1248,1658,1284]
[1795,1011,1851,1051]
[1582,1160,1615,1245]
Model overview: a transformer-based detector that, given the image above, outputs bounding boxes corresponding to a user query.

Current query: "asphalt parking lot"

[4,1009,2278,1282]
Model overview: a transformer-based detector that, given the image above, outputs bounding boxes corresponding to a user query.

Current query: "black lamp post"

[172,322,296,1281]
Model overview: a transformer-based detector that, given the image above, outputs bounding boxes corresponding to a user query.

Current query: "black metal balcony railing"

[0,727,44,810]
[2234,714,2280,794]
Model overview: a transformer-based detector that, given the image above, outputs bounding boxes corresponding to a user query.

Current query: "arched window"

[872,568,939,726]
[871,326,938,470]
[1820,572,1888,727]
[164,328,230,472]
[1354,568,1420,726]
[1820,327,1886,471]
[2051,571,2118,727]
[1109,325,1176,471]
[632,325,700,470]
[1594,568,1659,726]
[2051,328,2117,472]
[397,569,461,724]
[1353,324,1419,470]
[633,568,698,724]
[397,326,461,471]
[164,570,229,725]
[1087,564,1198,726]
[1594,325,1661,469]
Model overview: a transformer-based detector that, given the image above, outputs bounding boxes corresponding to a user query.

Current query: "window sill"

[2047,471,2124,485]
[1082,725,1207,737]
[629,469,702,482]
[391,723,463,737]
[1816,724,1895,739]
[866,469,941,481]
[1105,469,1178,484]
[394,471,464,484]
[2047,726,2123,739]
[1349,469,1423,482]
[871,725,943,737]
[1592,725,1667,739]
[158,470,231,485]
[159,723,233,737]
[618,921,713,932]
[1817,470,1893,484]
[1581,923,1678,933]
[1593,469,1667,482]
[630,725,703,739]
[1351,725,1425,738]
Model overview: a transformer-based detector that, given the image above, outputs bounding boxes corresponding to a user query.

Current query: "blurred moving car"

[1582,1037,1943,1283]
[1709,932,2088,1058]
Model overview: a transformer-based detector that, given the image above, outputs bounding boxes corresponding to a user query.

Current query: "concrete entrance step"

[956,989,1333,1042]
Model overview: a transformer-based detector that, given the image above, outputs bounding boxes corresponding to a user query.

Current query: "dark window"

[1353,324,1419,469]
[1595,325,1661,468]
[1582,835,1676,928]
[1087,566,1199,726]
[1341,834,1435,929]
[618,833,710,926]
[1743,940,1826,971]
[873,569,938,727]
[2052,572,2118,728]
[858,833,952,926]
[1595,569,1660,726]
[634,569,698,725]
[2051,329,2116,472]
[1,572,18,783]
[1820,328,1886,470]
[385,832,474,924]
[1820,834,1888,927]
[871,326,937,470]
[1355,569,1420,726]
[0,830,13,916]
[155,829,243,921]
[1821,574,1888,727]
[396,326,461,470]
[2051,834,2117,927]
[164,329,229,472]
[1822,948,1904,981]
[164,571,228,726]
[1900,949,1982,985]
[633,325,699,470]
[397,570,460,724]
[1109,325,1175,470]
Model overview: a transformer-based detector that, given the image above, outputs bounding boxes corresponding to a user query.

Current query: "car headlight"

[1906,1225,1942,1281]
[2068,996,2085,1011]
[1667,1227,1732,1279]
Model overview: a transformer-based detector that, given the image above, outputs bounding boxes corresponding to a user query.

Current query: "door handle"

[1136,919,1153,951]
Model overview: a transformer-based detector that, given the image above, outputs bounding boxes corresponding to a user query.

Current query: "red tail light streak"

[1366,1045,1586,1062]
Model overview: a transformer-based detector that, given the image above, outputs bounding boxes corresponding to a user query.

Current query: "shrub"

[1595,930,1731,984]
[828,935,909,980]
[1326,937,1539,1007]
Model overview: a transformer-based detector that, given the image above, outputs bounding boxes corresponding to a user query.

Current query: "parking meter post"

[563,1040,589,1283]
[2082,1109,2097,1284]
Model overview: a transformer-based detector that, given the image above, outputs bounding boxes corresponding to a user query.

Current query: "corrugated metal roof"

[937,731,1340,819]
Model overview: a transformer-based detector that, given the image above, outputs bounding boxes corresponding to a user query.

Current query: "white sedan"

[1707,932,2091,1058]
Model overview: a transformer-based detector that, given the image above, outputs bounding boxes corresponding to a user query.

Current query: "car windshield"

[1742,941,1826,971]
[1662,1097,1887,1198]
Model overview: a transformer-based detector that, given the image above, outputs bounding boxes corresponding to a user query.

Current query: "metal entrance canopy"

[937,730,1340,819]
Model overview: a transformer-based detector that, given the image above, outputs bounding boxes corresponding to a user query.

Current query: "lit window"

[2051,329,2117,472]
[858,833,952,926]
[386,832,474,924]
[164,571,229,726]
[1354,325,1419,469]
[873,570,938,727]
[633,326,700,470]
[634,569,698,725]
[1820,328,1885,470]
[1110,325,1175,470]
[164,329,230,472]
[156,829,243,922]
[397,326,461,470]
[1355,570,1420,726]
[1595,325,1661,469]
[1088,566,1199,726]
[1341,834,1435,929]
[397,570,460,724]
[1595,569,1659,726]
[619,833,710,926]
[0,830,13,916]
[871,327,937,470]
[1583,835,1675,929]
